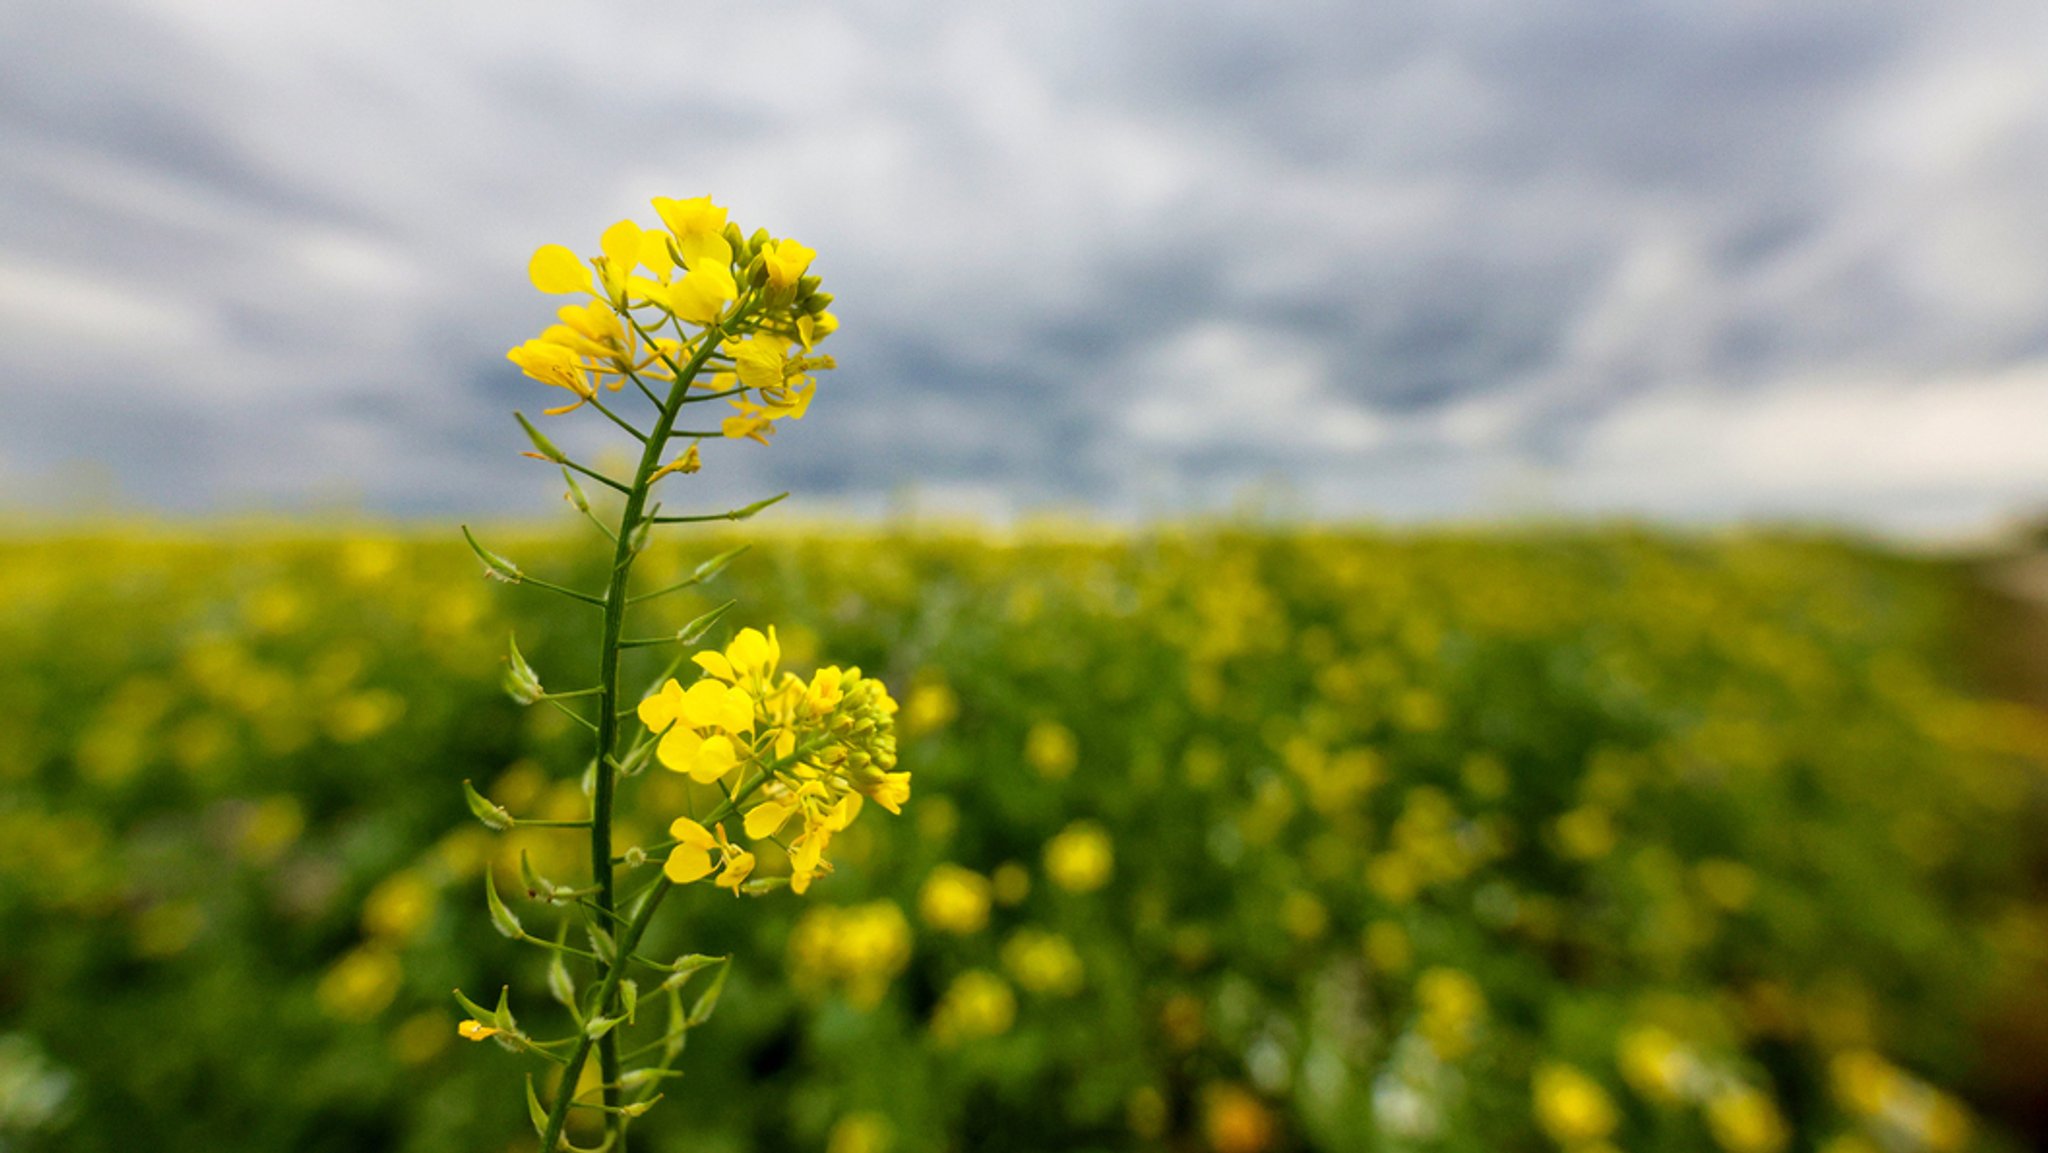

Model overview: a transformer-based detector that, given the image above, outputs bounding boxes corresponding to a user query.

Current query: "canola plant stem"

[542,313,741,1153]
[540,781,757,1153]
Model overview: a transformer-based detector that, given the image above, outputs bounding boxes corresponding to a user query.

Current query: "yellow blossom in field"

[1044,821,1113,892]
[789,900,912,1007]
[1414,967,1485,1059]
[919,864,992,934]
[362,869,435,942]
[1001,928,1084,995]
[1025,720,1078,779]
[1533,1063,1619,1148]
[1706,1087,1788,1153]
[1617,1025,1695,1105]
[991,861,1031,905]
[317,945,403,1022]
[664,817,754,892]
[1830,1050,1903,1116]
[902,678,959,737]
[828,1112,895,1153]
[930,970,1015,1045]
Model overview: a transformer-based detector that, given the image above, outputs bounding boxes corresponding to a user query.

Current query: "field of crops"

[3,525,2045,1153]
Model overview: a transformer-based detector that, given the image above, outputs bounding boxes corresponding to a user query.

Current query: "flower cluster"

[507,196,838,449]
[639,626,903,894]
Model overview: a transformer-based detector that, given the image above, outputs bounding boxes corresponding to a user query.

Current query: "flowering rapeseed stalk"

[453,196,901,1151]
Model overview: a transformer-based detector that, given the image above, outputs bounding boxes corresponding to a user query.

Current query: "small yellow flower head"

[918,864,992,934]
[457,1019,501,1042]
[1414,967,1485,1059]
[664,817,755,892]
[695,626,782,696]
[1001,928,1084,996]
[638,676,755,784]
[1705,1087,1788,1153]
[789,900,912,1007]
[1617,1026,1695,1105]
[1024,720,1078,779]
[758,237,816,302]
[1043,821,1113,893]
[1532,1063,1619,1148]
[929,970,1016,1045]
[316,945,403,1022]
[827,1112,895,1153]
[991,861,1031,905]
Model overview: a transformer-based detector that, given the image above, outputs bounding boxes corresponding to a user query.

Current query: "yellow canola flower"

[1617,1025,1695,1105]
[638,677,755,783]
[1414,967,1485,1059]
[759,237,815,302]
[652,195,731,266]
[743,779,862,895]
[1044,821,1114,892]
[458,1019,501,1041]
[1532,1063,1620,1148]
[1706,1087,1789,1153]
[930,970,1016,1045]
[664,817,754,892]
[1001,927,1084,995]
[505,340,595,414]
[918,864,992,934]
[694,626,782,697]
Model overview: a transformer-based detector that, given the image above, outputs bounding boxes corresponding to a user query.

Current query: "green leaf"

[525,1074,550,1137]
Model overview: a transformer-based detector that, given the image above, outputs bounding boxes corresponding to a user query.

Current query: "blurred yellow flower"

[1025,720,1078,779]
[1044,821,1114,892]
[930,970,1016,1045]
[1002,928,1084,996]
[918,864,992,934]
[1706,1087,1788,1153]
[317,945,403,1022]
[1532,1063,1619,1148]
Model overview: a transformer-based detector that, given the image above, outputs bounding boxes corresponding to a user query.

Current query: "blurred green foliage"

[1,525,2044,1153]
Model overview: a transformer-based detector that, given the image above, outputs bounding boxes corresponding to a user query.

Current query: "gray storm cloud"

[2,0,2045,534]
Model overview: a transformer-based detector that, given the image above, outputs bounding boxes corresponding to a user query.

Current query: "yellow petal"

[668,816,717,850]
[693,651,736,683]
[676,230,732,271]
[720,685,756,734]
[744,798,795,840]
[529,244,590,294]
[656,725,704,774]
[664,847,715,884]
[601,219,644,272]
[652,195,728,238]
[687,734,738,784]
[640,230,676,279]
[636,680,683,730]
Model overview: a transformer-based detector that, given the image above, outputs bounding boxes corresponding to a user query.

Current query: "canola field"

[1,525,2045,1153]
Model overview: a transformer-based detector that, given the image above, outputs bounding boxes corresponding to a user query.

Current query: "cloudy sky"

[3,0,2046,535]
